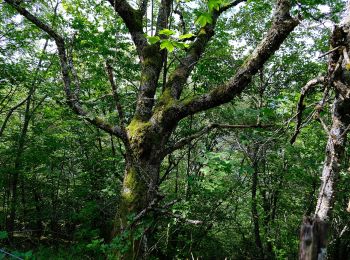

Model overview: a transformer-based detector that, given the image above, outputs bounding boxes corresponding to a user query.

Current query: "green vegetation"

[0,0,349,259]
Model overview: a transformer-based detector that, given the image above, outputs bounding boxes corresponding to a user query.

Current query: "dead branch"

[290,76,325,144]
[318,46,341,59]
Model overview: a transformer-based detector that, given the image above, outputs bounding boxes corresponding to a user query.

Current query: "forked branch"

[170,0,299,121]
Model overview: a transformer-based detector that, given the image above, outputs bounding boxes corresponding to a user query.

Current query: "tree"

[298,1,350,259]
[3,0,299,258]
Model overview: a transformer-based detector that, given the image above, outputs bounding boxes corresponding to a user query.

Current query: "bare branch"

[290,76,325,144]
[218,0,247,13]
[318,46,340,59]
[106,61,126,126]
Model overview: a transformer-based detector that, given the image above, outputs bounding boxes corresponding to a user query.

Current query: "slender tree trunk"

[252,161,264,259]
[33,187,43,239]
[6,90,32,239]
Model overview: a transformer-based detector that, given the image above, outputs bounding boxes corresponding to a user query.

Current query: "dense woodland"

[1,0,350,259]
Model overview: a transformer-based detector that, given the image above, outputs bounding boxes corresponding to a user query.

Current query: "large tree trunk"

[117,164,159,258]
[115,118,172,259]
[299,6,350,259]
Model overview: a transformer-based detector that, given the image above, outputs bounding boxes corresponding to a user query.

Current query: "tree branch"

[164,0,298,122]
[218,0,246,13]
[290,76,325,144]
[174,6,186,34]
[0,97,28,137]
[106,61,127,126]
[334,80,350,99]
[4,0,63,43]
[131,0,172,121]
[5,0,127,141]
[154,208,203,225]
[140,0,149,16]
[107,0,148,56]
[156,0,247,106]
[155,0,172,33]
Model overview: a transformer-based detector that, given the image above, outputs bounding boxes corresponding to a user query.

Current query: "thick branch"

[334,80,350,98]
[174,7,186,34]
[5,0,127,141]
[158,0,246,102]
[140,0,148,16]
[132,0,172,120]
[155,0,172,33]
[169,0,298,121]
[132,0,172,121]
[107,0,148,55]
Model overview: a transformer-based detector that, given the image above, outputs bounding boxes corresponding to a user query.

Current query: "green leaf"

[159,29,176,36]
[146,35,160,44]
[179,33,195,40]
[160,40,174,52]
[172,41,189,49]
[208,0,223,12]
[195,13,213,27]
